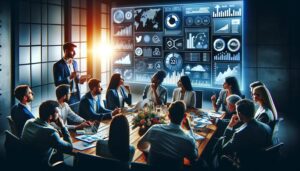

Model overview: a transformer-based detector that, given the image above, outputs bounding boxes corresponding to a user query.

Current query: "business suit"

[106,86,132,110]
[222,119,272,169]
[53,58,80,104]
[79,92,112,121]
[172,88,196,108]
[255,106,275,125]
[11,103,35,137]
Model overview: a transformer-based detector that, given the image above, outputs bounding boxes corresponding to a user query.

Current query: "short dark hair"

[88,78,101,90]
[63,42,77,52]
[56,84,70,100]
[39,100,59,121]
[154,70,167,84]
[180,75,193,91]
[168,101,186,125]
[235,99,255,119]
[250,81,264,89]
[14,85,29,102]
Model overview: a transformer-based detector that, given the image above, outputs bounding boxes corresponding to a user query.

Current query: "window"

[71,0,88,96]
[15,0,88,114]
[100,2,110,88]
[17,0,64,114]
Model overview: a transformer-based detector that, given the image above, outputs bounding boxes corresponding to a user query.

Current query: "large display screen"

[111,1,243,88]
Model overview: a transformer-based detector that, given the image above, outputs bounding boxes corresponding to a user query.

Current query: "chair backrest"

[4,130,24,167]
[6,116,18,137]
[195,90,203,108]
[130,162,153,171]
[74,152,129,171]
[148,151,184,170]
[271,118,283,144]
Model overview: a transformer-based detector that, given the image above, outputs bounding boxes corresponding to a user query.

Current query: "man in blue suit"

[11,85,35,137]
[79,78,121,121]
[53,42,90,104]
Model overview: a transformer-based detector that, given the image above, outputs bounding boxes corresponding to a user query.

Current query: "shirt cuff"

[67,76,72,83]
[226,126,233,131]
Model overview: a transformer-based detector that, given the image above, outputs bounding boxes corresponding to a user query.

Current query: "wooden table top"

[67,108,219,164]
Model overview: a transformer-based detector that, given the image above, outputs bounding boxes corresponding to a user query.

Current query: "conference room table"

[65,108,221,165]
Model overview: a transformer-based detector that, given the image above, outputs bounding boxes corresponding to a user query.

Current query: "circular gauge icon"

[202,16,211,25]
[136,61,146,71]
[113,10,125,24]
[227,38,240,52]
[165,53,183,71]
[194,16,202,25]
[213,38,226,52]
[186,17,193,26]
[152,34,161,44]
[125,10,133,20]
[165,13,180,29]
[135,47,143,56]
[143,34,151,43]
[123,69,133,80]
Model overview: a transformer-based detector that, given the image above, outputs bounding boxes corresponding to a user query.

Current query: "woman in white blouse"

[172,76,196,108]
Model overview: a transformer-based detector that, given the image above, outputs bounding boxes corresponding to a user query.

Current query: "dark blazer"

[79,92,112,121]
[222,119,272,168]
[11,103,35,137]
[106,86,132,110]
[53,58,80,92]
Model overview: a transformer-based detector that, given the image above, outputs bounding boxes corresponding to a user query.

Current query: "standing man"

[11,85,35,137]
[53,42,90,104]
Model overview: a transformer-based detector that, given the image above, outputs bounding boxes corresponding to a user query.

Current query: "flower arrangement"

[132,108,166,134]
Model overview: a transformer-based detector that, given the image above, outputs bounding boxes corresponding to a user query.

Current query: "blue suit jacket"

[11,103,35,137]
[53,58,80,92]
[79,92,112,121]
[106,86,132,110]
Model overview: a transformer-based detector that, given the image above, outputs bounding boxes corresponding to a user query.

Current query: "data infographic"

[111,1,242,87]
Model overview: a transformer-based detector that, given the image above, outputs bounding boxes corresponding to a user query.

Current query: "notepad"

[73,141,96,151]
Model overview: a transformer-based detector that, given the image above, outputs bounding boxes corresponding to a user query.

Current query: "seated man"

[79,78,120,121]
[53,84,92,130]
[21,100,73,169]
[137,100,198,169]
[213,94,242,138]
[11,85,35,137]
[220,99,272,170]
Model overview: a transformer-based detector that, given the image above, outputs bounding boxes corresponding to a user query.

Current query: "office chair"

[6,116,18,137]
[195,90,203,108]
[4,130,23,164]
[74,152,129,171]
[131,162,153,171]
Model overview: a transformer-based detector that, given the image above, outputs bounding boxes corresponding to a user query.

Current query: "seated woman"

[142,70,167,105]
[252,85,278,125]
[106,73,132,110]
[211,76,242,118]
[172,76,196,108]
[96,114,135,162]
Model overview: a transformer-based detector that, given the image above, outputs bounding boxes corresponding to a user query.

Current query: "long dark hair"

[180,76,193,91]
[108,114,130,162]
[106,73,121,99]
[225,76,242,96]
